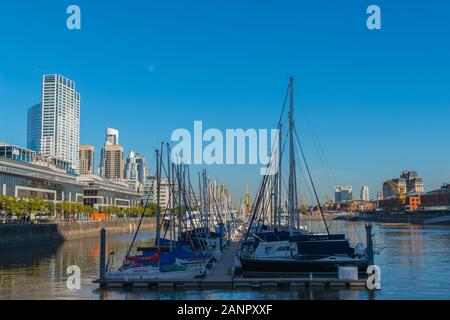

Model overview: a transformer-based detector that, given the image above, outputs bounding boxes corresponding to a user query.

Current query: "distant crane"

[384,179,407,207]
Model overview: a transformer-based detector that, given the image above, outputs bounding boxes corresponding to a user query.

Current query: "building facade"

[40,74,80,172]
[383,171,424,199]
[79,144,95,175]
[27,103,42,153]
[360,186,370,201]
[150,178,176,209]
[100,144,124,180]
[0,142,36,163]
[124,151,147,191]
[401,171,424,193]
[0,156,83,203]
[99,128,124,180]
[77,175,142,209]
[335,186,352,203]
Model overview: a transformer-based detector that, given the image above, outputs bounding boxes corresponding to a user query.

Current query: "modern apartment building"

[79,144,95,175]
[27,103,42,153]
[40,74,80,172]
[335,186,353,203]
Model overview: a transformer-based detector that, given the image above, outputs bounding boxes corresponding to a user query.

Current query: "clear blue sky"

[0,0,449,204]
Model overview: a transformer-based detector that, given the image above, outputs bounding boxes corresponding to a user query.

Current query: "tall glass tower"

[40,74,80,171]
[27,103,42,153]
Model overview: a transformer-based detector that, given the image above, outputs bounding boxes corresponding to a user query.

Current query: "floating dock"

[94,229,368,290]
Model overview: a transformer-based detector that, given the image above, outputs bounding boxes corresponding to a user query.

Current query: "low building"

[77,174,142,210]
[420,183,450,208]
[0,156,83,203]
[0,142,36,163]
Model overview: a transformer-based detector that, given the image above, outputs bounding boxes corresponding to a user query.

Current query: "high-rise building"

[99,128,124,180]
[124,151,147,191]
[79,145,95,175]
[360,186,370,201]
[101,145,124,180]
[105,127,119,145]
[40,74,80,172]
[335,186,352,203]
[27,103,42,153]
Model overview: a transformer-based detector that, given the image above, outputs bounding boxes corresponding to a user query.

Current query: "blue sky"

[0,0,449,203]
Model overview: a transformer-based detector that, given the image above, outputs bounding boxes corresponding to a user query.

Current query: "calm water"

[1,220,450,300]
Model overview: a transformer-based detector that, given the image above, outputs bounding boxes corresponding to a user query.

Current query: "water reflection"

[0,221,449,300]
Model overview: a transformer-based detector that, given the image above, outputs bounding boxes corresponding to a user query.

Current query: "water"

[1,220,449,300]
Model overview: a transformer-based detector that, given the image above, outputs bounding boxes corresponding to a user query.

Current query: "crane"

[384,179,407,207]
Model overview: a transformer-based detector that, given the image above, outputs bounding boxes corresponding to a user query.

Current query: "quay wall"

[336,211,450,225]
[0,218,155,248]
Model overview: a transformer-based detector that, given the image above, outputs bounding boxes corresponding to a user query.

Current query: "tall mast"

[288,77,297,237]
[155,148,162,249]
[277,123,282,229]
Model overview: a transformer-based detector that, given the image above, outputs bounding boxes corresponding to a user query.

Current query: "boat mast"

[288,77,298,237]
[277,123,282,229]
[155,147,162,250]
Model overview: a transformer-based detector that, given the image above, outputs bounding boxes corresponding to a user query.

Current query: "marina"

[91,78,373,292]
[94,228,367,290]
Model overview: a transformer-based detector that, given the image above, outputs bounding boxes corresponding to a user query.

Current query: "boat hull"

[240,256,369,274]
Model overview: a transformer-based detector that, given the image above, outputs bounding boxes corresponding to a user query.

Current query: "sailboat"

[105,146,212,281]
[239,77,372,275]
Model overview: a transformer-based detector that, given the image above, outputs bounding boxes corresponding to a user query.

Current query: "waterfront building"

[420,183,450,208]
[27,103,42,153]
[99,128,124,180]
[40,74,80,172]
[142,175,155,203]
[360,186,370,201]
[0,156,83,202]
[335,186,352,203]
[150,178,176,209]
[79,145,95,175]
[77,175,142,209]
[0,142,36,163]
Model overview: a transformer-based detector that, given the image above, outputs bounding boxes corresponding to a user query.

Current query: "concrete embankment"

[0,218,155,248]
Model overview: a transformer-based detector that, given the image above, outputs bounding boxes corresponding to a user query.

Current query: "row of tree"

[0,196,158,219]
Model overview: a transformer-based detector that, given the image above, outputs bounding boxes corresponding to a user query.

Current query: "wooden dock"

[94,230,368,290]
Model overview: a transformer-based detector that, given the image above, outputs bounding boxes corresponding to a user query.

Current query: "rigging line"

[294,127,330,235]
[277,84,291,127]
[125,149,158,260]
[301,106,337,190]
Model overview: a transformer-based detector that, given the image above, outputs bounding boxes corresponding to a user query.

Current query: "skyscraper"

[40,74,80,171]
[360,186,370,201]
[27,103,42,153]
[105,127,119,145]
[99,128,124,180]
[335,186,352,203]
[79,145,95,175]
[125,151,147,191]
